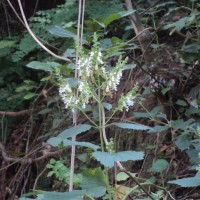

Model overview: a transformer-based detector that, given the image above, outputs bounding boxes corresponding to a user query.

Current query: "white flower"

[97,51,103,64]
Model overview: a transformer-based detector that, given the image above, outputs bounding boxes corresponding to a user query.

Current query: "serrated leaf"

[93,151,144,168]
[47,138,99,150]
[103,10,136,27]
[176,134,191,151]
[150,159,169,173]
[26,61,53,72]
[102,102,112,111]
[148,125,169,133]
[44,190,85,200]
[57,124,92,139]
[112,122,151,130]
[49,25,77,39]
[81,168,107,198]
[168,175,200,187]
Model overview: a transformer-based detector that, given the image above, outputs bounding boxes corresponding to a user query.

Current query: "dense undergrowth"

[0,0,200,199]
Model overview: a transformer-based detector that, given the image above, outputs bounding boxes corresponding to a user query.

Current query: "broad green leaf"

[168,173,200,187]
[24,92,37,100]
[57,124,92,139]
[44,190,85,200]
[103,10,136,27]
[170,119,194,130]
[186,149,200,164]
[111,36,123,44]
[148,125,169,133]
[112,122,151,130]
[102,102,112,111]
[85,20,103,31]
[176,134,191,151]
[81,168,107,198]
[47,137,100,150]
[49,25,77,39]
[150,159,169,173]
[93,151,144,168]
[26,61,53,72]
[116,172,136,181]
[176,99,188,106]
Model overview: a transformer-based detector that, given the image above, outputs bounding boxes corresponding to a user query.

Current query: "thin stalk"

[78,106,98,127]
[104,169,112,200]
[98,77,104,152]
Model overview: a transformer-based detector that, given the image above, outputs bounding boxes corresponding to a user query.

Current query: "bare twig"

[0,110,31,117]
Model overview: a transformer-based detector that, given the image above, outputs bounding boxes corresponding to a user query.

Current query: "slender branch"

[17,0,71,62]
[0,110,32,117]
[0,142,62,163]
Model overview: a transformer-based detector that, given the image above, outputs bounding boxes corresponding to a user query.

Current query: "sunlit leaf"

[103,10,136,27]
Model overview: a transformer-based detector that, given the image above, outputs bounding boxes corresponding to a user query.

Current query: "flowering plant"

[57,34,138,115]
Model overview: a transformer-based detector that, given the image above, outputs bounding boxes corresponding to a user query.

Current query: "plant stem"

[98,77,104,152]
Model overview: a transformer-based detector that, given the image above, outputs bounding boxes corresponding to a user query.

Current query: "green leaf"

[49,25,77,39]
[102,102,112,111]
[123,64,136,70]
[24,92,37,100]
[148,125,169,133]
[0,40,15,49]
[81,168,107,198]
[44,190,85,200]
[150,159,169,173]
[38,108,53,115]
[133,112,150,118]
[47,138,100,150]
[57,124,92,139]
[112,122,151,130]
[116,172,136,181]
[176,99,188,106]
[26,61,53,72]
[103,10,136,27]
[168,173,200,187]
[65,78,79,87]
[47,171,55,177]
[176,134,191,151]
[93,151,144,168]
